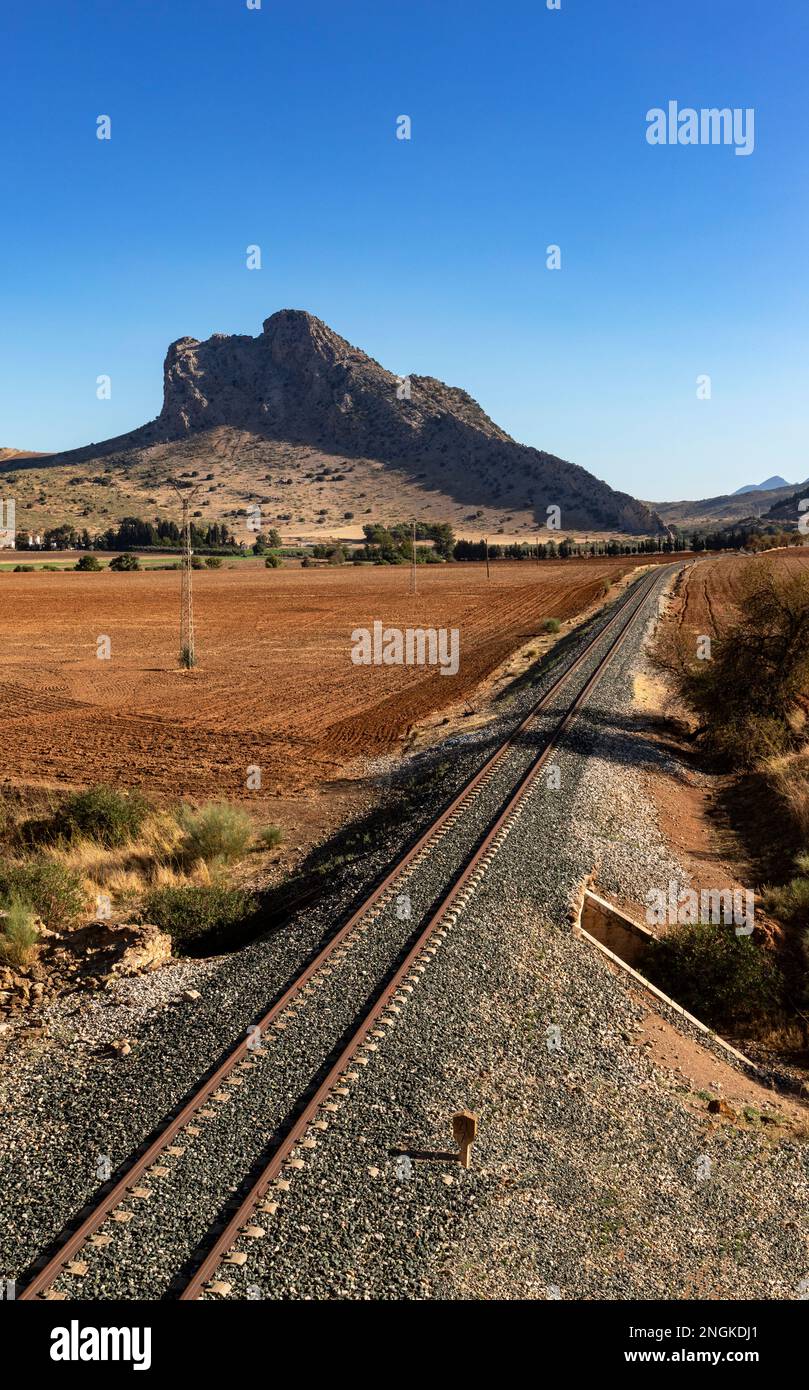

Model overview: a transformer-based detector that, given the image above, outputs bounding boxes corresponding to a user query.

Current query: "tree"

[44,524,79,549]
[75,554,102,571]
[109,552,140,571]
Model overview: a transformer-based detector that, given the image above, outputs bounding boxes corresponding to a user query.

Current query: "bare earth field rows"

[0,558,670,800]
[672,550,809,637]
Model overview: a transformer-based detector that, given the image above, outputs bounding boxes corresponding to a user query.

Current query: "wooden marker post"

[452,1110,478,1169]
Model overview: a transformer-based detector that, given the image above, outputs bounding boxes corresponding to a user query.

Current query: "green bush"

[205,556,223,569]
[265,553,282,569]
[0,858,85,929]
[644,922,781,1029]
[764,856,809,927]
[178,802,253,865]
[60,785,150,847]
[109,552,140,572]
[75,554,102,571]
[258,825,284,850]
[13,564,34,572]
[544,618,561,634]
[143,884,257,950]
[0,896,39,968]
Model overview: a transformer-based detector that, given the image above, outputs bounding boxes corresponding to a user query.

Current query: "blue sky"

[1,0,807,501]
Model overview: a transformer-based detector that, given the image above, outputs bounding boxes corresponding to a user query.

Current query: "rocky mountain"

[3,311,664,537]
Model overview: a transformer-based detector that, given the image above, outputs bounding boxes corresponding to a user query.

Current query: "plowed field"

[0,558,670,801]
[671,550,809,637]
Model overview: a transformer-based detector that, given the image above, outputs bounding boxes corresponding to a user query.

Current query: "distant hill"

[652,480,808,530]
[0,448,47,464]
[733,475,791,495]
[761,484,809,524]
[0,310,664,540]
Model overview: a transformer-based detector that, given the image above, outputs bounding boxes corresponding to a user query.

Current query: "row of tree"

[16,517,241,552]
[453,534,687,561]
[14,511,806,561]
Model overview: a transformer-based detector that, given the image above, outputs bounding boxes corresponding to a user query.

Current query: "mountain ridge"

[733,475,791,495]
[0,311,664,537]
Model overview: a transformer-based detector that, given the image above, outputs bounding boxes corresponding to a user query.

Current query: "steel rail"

[177,566,663,1298]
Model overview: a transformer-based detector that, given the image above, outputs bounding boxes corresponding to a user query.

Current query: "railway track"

[17,564,672,1302]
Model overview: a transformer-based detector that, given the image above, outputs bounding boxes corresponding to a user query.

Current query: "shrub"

[142,884,257,950]
[75,554,102,571]
[205,556,223,569]
[13,564,34,572]
[0,897,39,968]
[265,553,282,569]
[258,825,284,850]
[654,562,809,767]
[0,858,85,929]
[109,552,140,571]
[644,922,781,1029]
[177,802,253,865]
[764,856,809,927]
[60,785,149,847]
[544,618,561,634]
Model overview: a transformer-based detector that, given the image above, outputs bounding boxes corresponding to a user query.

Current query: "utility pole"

[410,518,418,595]
[170,480,200,668]
[485,536,490,580]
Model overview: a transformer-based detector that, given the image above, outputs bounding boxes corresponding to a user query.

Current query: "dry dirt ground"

[670,548,809,637]
[0,558,674,811]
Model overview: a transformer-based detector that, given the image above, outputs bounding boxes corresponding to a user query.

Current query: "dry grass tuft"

[765,748,809,841]
[44,810,191,915]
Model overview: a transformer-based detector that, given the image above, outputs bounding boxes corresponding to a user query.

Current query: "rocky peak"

[46,309,666,534]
